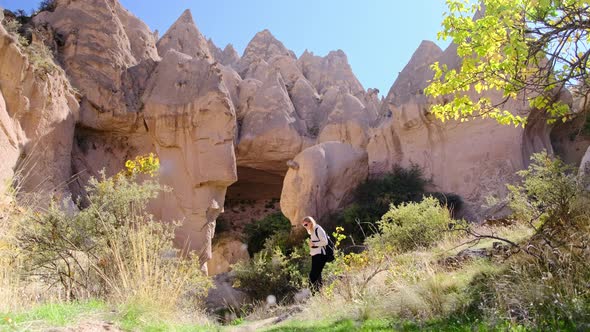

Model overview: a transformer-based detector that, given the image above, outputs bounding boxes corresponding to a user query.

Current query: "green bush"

[336,165,430,243]
[465,152,590,330]
[366,197,454,253]
[233,233,310,302]
[508,152,589,230]
[244,212,292,256]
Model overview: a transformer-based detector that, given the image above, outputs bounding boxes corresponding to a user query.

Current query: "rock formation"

[281,142,368,224]
[208,236,249,275]
[141,49,237,266]
[367,40,565,220]
[157,10,213,62]
[34,0,159,130]
[31,1,239,272]
[0,20,78,199]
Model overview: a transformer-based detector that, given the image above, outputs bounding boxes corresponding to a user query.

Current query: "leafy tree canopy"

[426,0,590,126]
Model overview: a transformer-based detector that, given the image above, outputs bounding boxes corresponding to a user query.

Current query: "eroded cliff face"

[0,21,78,201]
[367,38,590,221]
[2,0,589,273]
[367,41,563,220]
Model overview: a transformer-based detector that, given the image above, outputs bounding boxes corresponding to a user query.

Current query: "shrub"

[232,233,310,302]
[1,16,59,76]
[366,197,455,253]
[14,155,211,312]
[465,152,590,329]
[243,212,292,256]
[336,165,430,243]
[2,17,28,46]
[38,0,57,13]
[508,152,588,232]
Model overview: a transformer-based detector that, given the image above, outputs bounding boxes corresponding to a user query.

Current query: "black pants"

[309,254,327,294]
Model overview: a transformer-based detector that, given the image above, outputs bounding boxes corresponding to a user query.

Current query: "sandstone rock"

[206,272,249,313]
[237,29,295,76]
[236,78,263,120]
[550,109,590,167]
[382,40,443,107]
[289,77,322,131]
[363,88,382,120]
[221,44,240,67]
[281,142,368,225]
[0,23,78,199]
[218,65,242,112]
[368,39,555,220]
[207,38,224,63]
[157,9,213,61]
[318,121,369,150]
[69,128,155,202]
[268,55,305,89]
[239,57,272,82]
[141,50,237,270]
[34,0,159,130]
[0,90,20,197]
[236,70,309,173]
[297,49,364,96]
[207,39,240,67]
[208,236,249,275]
[318,89,376,149]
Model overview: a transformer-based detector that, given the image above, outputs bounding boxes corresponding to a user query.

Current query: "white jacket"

[308,224,328,256]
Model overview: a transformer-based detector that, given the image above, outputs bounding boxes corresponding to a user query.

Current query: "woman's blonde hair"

[302,216,317,227]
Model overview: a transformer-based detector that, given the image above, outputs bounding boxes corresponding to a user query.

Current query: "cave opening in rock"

[219,167,285,234]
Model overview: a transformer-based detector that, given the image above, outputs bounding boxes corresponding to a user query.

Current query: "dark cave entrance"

[218,167,285,234]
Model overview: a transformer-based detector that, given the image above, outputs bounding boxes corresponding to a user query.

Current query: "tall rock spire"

[237,29,296,74]
[157,9,213,61]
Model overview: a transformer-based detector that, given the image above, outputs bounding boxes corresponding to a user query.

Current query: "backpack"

[315,227,335,262]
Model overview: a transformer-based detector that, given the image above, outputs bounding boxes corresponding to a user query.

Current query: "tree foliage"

[426,0,590,126]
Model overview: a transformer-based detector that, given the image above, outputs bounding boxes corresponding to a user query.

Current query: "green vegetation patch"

[0,300,106,328]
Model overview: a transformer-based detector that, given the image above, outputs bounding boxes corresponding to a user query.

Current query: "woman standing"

[301,216,328,293]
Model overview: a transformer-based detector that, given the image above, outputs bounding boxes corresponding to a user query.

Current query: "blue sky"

[1,0,450,95]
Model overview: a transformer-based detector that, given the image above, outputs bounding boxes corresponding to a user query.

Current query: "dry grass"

[0,157,215,327]
[290,220,534,326]
[99,219,212,320]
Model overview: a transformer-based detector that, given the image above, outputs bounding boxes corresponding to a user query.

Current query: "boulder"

[281,142,368,225]
[206,272,249,314]
[208,236,250,275]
